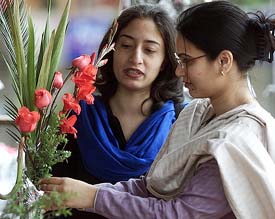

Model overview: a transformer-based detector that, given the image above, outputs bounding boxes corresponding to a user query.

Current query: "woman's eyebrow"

[118,34,161,46]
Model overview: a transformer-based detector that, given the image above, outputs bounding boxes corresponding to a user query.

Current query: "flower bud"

[96,59,108,67]
[90,52,96,65]
[72,54,91,71]
[35,89,52,109]
[53,71,63,89]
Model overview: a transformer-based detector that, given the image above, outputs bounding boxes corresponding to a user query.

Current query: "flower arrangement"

[0,0,117,218]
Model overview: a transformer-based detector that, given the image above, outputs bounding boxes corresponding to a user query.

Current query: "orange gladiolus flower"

[76,85,96,104]
[60,115,78,138]
[72,54,91,71]
[62,93,81,115]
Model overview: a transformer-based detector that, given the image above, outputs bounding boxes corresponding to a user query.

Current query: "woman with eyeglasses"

[40,1,275,218]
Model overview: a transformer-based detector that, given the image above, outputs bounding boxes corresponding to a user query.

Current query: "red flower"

[76,84,96,104]
[15,107,40,133]
[60,115,78,138]
[62,93,81,115]
[90,52,96,65]
[82,64,98,79]
[35,89,52,109]
[72,54,91,71]
[72,70,96,88]
[53,71,63,89]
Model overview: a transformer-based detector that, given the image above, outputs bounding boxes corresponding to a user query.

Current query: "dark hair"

[96,4,183,112]
[176,0,275,72]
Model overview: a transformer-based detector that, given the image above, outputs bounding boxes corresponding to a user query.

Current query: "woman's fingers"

[40,183,62,192]
[39,177,64,185]
[39,177,97,209]
[39,177,69,192]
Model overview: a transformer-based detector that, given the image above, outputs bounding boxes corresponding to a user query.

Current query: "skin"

[112,18,165,93]
[175,33,255,116]
[39,32,257,210]
[39,18,167,209]
[109,18,165,141]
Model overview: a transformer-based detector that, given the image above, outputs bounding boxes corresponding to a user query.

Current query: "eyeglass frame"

[174,53,207,69]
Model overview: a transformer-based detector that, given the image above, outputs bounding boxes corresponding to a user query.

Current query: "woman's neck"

[109,88,152,141]
[109,88,152,116]
[210,81,256,116]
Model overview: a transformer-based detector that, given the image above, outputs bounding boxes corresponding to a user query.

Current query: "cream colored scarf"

[146,99,275,219]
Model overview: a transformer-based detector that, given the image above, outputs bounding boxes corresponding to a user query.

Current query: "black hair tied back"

[248,11,275,63]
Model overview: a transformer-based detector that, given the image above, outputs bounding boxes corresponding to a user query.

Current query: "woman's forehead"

[176,34,203,55]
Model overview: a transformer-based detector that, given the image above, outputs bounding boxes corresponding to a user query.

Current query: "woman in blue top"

[52,4,184,219]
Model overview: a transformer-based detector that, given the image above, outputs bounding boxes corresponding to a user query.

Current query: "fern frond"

[4,96,18,119]
[7,128,20,143]
[0,0,29,107]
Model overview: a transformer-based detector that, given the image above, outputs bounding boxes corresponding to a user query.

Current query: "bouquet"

[0,0,117,218]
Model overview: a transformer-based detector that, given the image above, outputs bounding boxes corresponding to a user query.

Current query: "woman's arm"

[93,159,232,219]
[95,177,150,197]
[40,159,233,219]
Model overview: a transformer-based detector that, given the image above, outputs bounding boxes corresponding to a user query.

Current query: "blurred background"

[0,0,274,147]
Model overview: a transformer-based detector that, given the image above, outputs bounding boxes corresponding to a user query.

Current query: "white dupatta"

[146,99,275,219]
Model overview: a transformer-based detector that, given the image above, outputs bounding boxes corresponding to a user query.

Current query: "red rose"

[60,115,78,138]
[35,89,52,109]
[15,106,40,133]
[53,71,63,89]
[72,54,91,71]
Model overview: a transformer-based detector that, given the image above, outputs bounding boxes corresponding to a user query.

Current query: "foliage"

[0,0,117,217]
[0,0,72,217]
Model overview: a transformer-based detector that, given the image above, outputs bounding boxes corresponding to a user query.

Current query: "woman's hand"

[39,177,97,209]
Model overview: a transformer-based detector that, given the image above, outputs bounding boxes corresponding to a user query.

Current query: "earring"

[221,71,224,76]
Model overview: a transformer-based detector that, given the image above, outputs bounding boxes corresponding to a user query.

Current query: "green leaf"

[36,30,55,89]
[0,52,21,105]
[35,0,51,82]
[36,33,45,80]
[42,0,51,55]
[48,0,71,89]
[10,0,27,105]
[27,15,35,110]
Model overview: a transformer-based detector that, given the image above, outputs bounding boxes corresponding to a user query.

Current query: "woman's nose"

[129,48,143,65]
[175,64,186,78]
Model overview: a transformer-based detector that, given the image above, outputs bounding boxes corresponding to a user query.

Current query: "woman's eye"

[181,57,190,63]
[145,48,156,54]
[121,44,131,48]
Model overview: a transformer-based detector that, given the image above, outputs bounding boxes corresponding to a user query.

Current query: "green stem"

[0,136,25,200]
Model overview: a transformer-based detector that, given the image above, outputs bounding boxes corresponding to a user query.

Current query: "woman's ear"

[218,50,233,75]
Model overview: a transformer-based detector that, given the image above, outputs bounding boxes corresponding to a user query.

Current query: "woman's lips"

[124,68,144,78]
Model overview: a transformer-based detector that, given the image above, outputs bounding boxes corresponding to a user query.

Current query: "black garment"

[51,102,185,219]
[51,104,130,219]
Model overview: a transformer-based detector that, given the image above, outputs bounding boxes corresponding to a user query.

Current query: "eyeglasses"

[174,53,207,69]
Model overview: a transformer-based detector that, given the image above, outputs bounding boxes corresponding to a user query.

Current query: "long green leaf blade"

[10,0,27,105]
[48,0,71,89]
[36,30,55,89]
[35,0,51,82]
[27,15,35,110]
